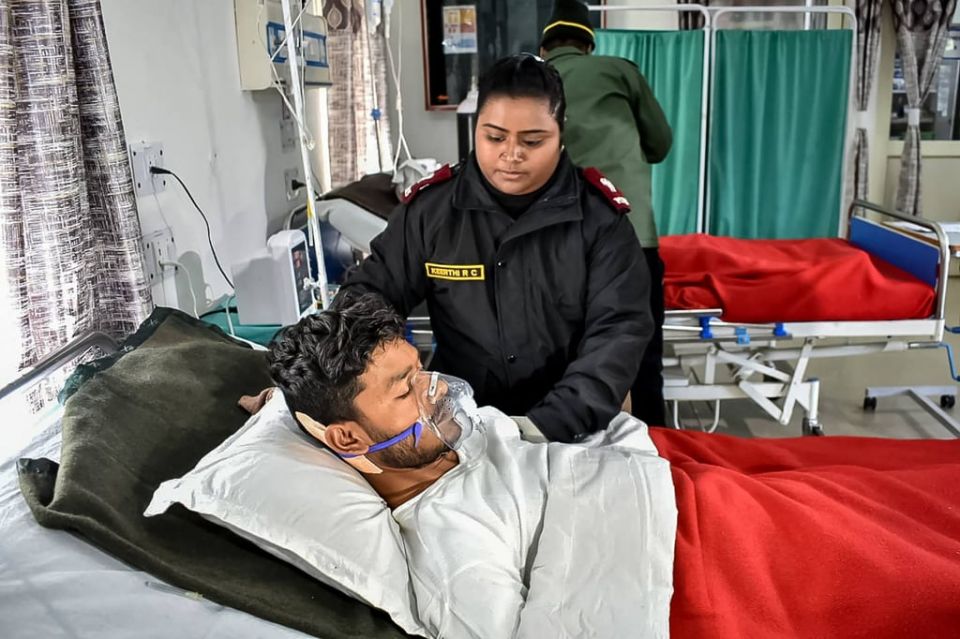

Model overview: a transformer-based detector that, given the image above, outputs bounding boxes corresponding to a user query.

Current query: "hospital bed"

[0,332,312,639]
[313,172,393,255]
[661,200,956,436]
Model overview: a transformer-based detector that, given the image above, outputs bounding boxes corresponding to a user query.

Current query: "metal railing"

[0,331,119,402]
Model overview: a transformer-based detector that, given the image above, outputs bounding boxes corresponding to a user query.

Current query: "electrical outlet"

[285,167,303,200]
[141,228,177,287]
[130,141,166,198]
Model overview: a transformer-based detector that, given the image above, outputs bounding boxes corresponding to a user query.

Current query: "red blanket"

[660,234,935,323]
[649,429,960,638]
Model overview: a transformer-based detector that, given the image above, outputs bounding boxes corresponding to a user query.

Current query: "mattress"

[661,234,936,323]
[0,408,309,639]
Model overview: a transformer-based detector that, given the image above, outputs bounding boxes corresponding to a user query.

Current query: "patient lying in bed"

[266,293,677,638]
[266,294,960,639]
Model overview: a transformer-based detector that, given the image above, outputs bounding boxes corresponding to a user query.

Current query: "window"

[889,15,960,141]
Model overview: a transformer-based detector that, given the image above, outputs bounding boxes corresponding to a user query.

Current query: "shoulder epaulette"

[582,167,631,214]
[401,164,454,204]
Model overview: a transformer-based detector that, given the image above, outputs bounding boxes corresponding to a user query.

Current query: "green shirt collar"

[544,46,586,62]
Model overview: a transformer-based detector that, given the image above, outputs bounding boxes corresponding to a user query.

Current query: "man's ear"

[325,421,373,455]
[294,412,382,475]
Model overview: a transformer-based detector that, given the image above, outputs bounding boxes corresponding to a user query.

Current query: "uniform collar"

[544,45,586,62]
[453,151,583,228]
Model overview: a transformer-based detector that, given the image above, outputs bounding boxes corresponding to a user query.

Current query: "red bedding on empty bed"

[660,234,936,323]
[649,428,960,639]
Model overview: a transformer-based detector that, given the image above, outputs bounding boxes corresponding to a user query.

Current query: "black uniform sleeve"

[526,213,653,443]
[340,203,428,317]
[625,62,673,165]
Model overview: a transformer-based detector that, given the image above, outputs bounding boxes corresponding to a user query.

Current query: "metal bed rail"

[0,331,119,402]
[849,199,951,340]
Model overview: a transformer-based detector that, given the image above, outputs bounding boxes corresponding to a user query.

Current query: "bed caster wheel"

[940,395,956,409]
[802,419,824,437]
[863,396,878,411]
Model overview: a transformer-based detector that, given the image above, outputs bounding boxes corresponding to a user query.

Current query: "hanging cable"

[385,3,411,168]
[159,260,201,318]
[150,167,234,289]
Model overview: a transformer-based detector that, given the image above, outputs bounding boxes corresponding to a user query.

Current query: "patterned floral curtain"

[0,0,151,404]
[890,0,957,216]
[844,0,884,214]
[322,0,394,187]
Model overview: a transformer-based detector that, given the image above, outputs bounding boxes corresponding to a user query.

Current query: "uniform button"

[507,354,517,363]
[497,260,506,268]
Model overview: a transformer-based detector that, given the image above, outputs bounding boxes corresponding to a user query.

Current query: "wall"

[385,0,459,166]
[101,0,301,313]
[603,0,680,31]
[884,152,960,222]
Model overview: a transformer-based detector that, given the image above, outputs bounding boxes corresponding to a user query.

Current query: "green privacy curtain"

[708,30,852,239]
[595,30,704,236]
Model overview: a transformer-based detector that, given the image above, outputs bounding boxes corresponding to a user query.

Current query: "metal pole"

[698,10,711,233]
[280,0,330,309]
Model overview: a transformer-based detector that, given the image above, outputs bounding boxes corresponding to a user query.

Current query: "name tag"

[425,262,485,281]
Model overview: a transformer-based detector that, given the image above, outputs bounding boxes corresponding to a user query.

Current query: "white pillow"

[144,391,426,637]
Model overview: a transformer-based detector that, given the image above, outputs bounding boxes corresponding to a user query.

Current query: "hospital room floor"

[669,278,960,440]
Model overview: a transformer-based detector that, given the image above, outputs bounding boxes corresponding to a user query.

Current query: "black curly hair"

[477,54,566,131]
[267,291,405,426]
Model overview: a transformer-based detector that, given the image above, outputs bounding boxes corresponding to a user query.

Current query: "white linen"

[394,408,678,639]
[0,408,308,639]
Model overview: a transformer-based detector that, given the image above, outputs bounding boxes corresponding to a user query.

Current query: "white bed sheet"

[0,407,309,639]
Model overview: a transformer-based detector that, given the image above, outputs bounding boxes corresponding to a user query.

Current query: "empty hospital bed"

[661,201,955,436]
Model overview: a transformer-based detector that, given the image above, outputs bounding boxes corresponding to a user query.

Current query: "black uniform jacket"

[344,153,652,442]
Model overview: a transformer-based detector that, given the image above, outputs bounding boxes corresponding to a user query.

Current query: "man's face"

[351,338,449,468]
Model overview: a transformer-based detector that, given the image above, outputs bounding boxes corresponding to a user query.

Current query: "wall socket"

[130,141,166,198]
[285,166,303,200]
[141,228,177,287]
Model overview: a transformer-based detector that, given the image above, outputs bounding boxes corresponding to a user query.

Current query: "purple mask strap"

[340,421,423,459]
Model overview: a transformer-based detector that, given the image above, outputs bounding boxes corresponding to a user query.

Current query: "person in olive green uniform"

[540,0,672,426]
